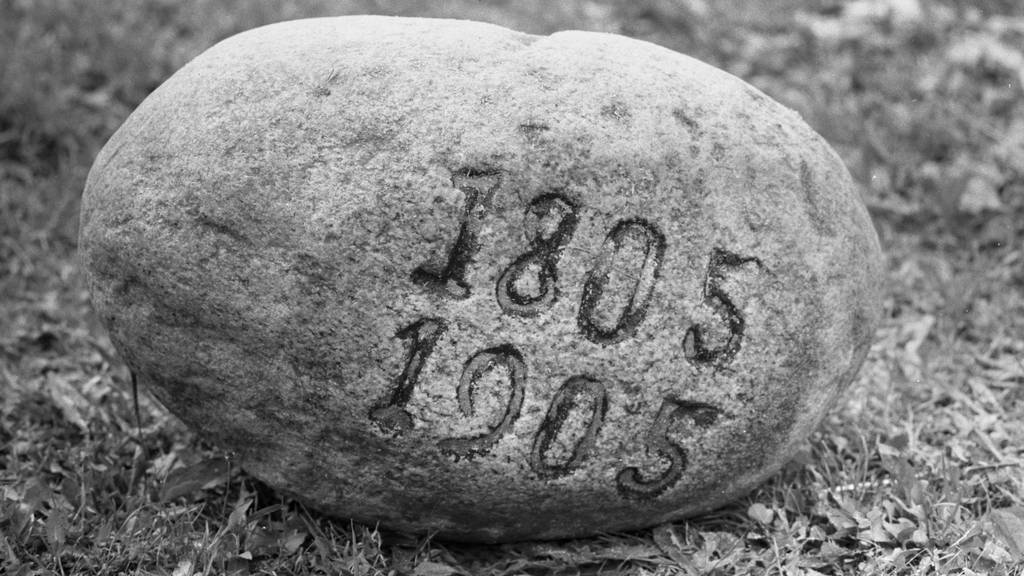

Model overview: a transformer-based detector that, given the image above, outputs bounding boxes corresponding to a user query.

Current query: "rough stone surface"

[79,16,884,542]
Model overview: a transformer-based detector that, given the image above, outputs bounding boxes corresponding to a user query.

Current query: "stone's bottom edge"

[258,471,774,544]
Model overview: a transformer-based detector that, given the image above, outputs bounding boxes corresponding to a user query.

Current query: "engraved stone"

[79,16,883,542]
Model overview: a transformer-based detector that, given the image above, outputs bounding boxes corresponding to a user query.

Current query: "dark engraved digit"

[496,193,579,316]
[411,168,501,299]
[369,318,447,434]
[578,218,666,344]
[438,345,527,457]
[683,248,761,366]
[616,398,721,500]
[530,376,608,479]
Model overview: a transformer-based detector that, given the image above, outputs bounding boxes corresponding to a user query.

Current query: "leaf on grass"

[980,539,1014,564]
[819,540,846,561]
[859,509,892,544]
[282,530,308,555]
[222,556,250,576]
[21,477,54,512]
[227,496,252,530]
[825,506,858,537]
[883,517,918,544]
[989,506,1024,561]
[897,314,935,383]
[701,531,741,558]
[518,542,601,565]
[748,502,774,524]
[60,475,81,510]
[172,559,193,576]
[41,372,102,432]
[44,506,68,552]
[413,560,460,576]
[595,542,664,561]
[958,174,1003,215]
[652,524,695,567]
[160,458,232,502]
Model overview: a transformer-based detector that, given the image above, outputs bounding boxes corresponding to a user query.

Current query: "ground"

[1,0,1023,574]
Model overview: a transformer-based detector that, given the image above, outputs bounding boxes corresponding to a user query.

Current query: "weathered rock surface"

[79,16,883,542]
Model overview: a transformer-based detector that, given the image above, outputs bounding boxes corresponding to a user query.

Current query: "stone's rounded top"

[81,16,882,542]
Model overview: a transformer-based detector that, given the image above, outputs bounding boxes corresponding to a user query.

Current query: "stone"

[79,16,883,542]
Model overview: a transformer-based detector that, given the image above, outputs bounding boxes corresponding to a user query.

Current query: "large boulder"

[80,16,883,542]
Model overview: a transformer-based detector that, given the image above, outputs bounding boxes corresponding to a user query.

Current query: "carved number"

[438,345,527,458]
[616,398,721,500]
[529,376,609,478]
[369,318,447,434]
[495,193,579,316]
[411,169,501,299]
[578,218,666,344]
[683,248,761,366]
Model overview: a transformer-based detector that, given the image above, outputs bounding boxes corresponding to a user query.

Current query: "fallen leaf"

[44,506,68,552]
[652,523,692,565]
[595,542,664,561]
[41,373,93,432]
[748,502,774,524]
[22,476,53,512]
[160,458,232,502]
[227,496,252,530]
[172,559,193,576]
[283,529,307,555]
[989,506,1024,561]
[860,509,892,544]
[980,539,1014,564]
[819,540,845,561]
[701,530,741,556]
[825,506,858,537]
[413,560,460,576]
[958,174,1004,215]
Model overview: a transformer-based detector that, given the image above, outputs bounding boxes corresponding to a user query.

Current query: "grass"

[2,0,1023,574]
